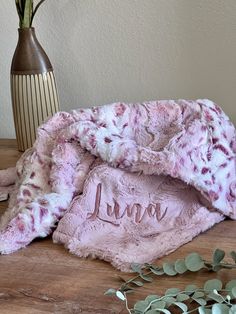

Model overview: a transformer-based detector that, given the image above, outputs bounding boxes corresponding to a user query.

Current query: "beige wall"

[1,0,236,138]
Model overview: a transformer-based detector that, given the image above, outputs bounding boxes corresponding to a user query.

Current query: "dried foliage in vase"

[12,0,59,151]
[105,249,236,313]
[15,0,47,28]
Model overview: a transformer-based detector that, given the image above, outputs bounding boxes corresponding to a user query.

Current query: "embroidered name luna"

[87,183,168,225]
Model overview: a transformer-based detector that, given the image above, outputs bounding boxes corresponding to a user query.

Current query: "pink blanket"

[0,100,235,271]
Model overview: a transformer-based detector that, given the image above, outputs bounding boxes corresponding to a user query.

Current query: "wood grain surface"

[0,139,236,314]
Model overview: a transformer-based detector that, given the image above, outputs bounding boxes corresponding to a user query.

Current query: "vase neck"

[17,27,37,41]
[11,27,53,75]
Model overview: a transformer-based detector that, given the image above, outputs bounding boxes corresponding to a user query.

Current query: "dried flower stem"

[15,0,47,28]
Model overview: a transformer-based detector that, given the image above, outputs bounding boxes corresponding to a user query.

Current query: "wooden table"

[0,139,236,314]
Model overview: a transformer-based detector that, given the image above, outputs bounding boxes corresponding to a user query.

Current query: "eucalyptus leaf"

[151,300,166,310]
[176,293,190,302]
[231,286,236,297]
[145,295,160,302]
[146,310,158,314]
[164,296,176,307]
[173,301,188,312]
[213,249,225,264]
[225,279,236,291]
[140,273,153,282]
[185,253,205,272]
[125,289,134,294]
[131,263,143,273]
[165,288,180,296]
[193,298,207,306]
[225,280,236,298]
[192,291,205,299]
[121,283,134,292]
[185,284,198,295]
[207,292,224,303]
[212,303,229,314]
[163,262,177,276]
[175,259,188,274]
[132,281,144,287]
[104,288,116,296]
[150,268,165,276]
[134,300,150,312]
[204,279,223,292]
[230,251,236,263]
[198,307,212,314]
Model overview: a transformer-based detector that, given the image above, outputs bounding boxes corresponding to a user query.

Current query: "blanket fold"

[0,99,235,270]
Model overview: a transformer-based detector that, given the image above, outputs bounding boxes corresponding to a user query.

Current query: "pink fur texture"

[0,99,235,271]
[0,168,16,201]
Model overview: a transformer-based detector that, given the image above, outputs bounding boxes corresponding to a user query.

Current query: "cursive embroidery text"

[87,183,168,225]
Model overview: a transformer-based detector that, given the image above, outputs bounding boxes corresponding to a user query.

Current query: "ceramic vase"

[11,27,60,151]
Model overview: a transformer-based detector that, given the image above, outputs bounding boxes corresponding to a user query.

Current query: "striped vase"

[11,28,60,151]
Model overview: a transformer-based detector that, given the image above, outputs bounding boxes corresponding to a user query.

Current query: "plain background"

[1,0,236,138]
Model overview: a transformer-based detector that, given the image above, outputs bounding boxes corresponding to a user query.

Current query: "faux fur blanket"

[0,99,235,271]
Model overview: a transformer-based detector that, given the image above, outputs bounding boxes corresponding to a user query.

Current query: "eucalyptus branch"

[129,283,236,314]
[105,249,236,313]
[108,249,236,296]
